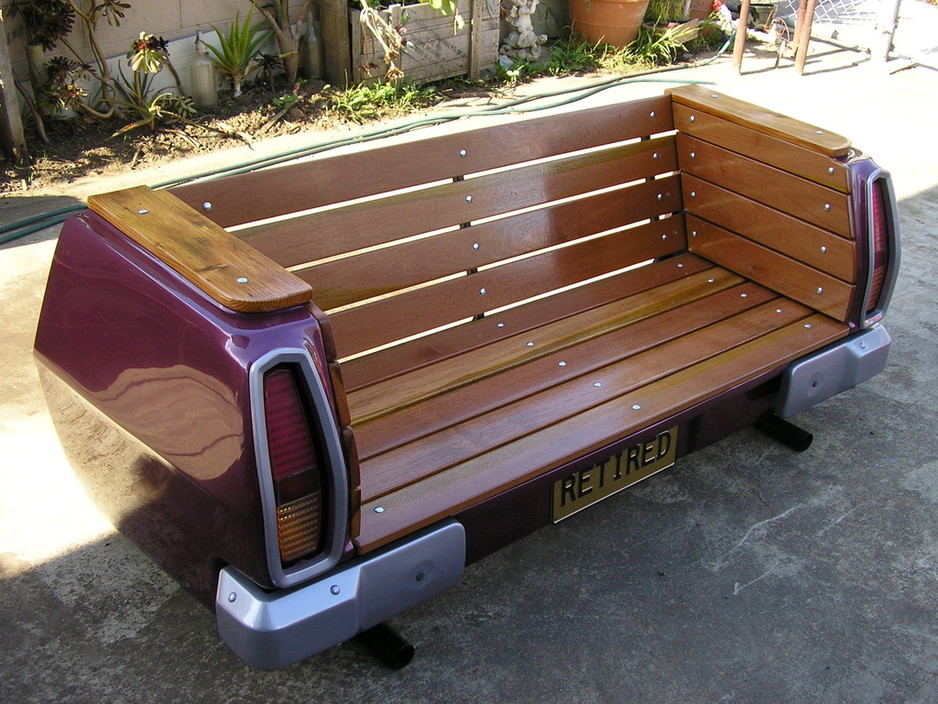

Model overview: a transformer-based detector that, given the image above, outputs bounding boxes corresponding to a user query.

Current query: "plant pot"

[569,0,651,48]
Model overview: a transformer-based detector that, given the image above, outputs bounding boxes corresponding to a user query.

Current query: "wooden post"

[874,0,902,63]
[793,0,817,75]
[0,15,28,164]
[468,0,481,81]
[732,0,752,72]
[791,0,807,50]
[320,0,352,86]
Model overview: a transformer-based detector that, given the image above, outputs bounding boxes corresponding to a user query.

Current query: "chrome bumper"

[777,325,891,418]
[215,520,465,670]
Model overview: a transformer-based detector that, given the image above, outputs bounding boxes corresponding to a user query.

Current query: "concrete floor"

[2,36,937,703]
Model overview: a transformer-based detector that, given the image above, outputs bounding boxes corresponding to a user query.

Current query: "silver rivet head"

[677,263,684,268]
[805,323,813,328]
[593,382,602,388]
[330,585,341,595]
[374,507,384,513]
[228,592,237,603]
[661,234,668,240]
[691,230,698,237]
[820,246,828,254]
[690,191,696,198]
[137,208,149,215]
[653,152,660,159]
[558,361,567,367]
[690,151,696,159]
[650,111,656,118]
[479,288,486,296]
[497,322,505,328]
[526,341,535,347]
[202,201,213,211]
[824,203,832,212]
[816,130,824,135]
[711,94,719,99]
[740,292,748,298]
[827,167,835,175]
[689,115,696,122]
[465,195,473,203]
[776,308,783,314]
[657,193,664,200]
[816,287,824,294]
[459,149,467,157]
[708,278,715,283]
[236,277,248,284]
[472,242,480,250]
[632,404,641,410]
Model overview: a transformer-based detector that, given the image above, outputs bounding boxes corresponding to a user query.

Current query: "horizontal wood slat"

[340,254,716,391]
[666,85,851,158]
[359,298,816,501]
[242,135,679,269]
[678,134,851,237]
[681,174,857,282]
[686,215,854,321]
[348,267,743,429]
[356,313,848,550]
[298,175,683,310]
[86,186,312,313]
[329,218,686,358]
[672,103,850,193]
[354,281,773,460]
[169,95,674,228]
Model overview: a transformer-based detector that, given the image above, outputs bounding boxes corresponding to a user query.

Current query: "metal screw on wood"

[690,191,696,198]
[824,204,832,211]
[465,195,473,203]
[138,209,148,214]
[237,277,249,284]
[827,167,835,175]
[821,246,828,254]
[472,242,480,250]
[593,382,602,388]
[374,507,384,513]
[816,130,824,135]
[816,287,824,294]
[203,202,213,211]
[690,151,696,159]
[632,404,641,410]
[689,115,696,122]
[650,111,655,118]
[459,149,467,157]
[479,288,486,296]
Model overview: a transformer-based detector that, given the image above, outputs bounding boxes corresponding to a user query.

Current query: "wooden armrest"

[666,85,851,158]
[87,186,313,313]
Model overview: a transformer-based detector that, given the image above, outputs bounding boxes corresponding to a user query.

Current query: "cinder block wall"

[6,0,308,81]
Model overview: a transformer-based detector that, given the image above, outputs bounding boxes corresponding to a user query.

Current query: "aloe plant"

[207,10,270,97]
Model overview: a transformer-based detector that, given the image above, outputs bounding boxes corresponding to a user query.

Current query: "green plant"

[248,0,313,86]
[5,0,75,49]
[207,10,270,97]
[39,55,91,113]
[645,0,685,22]
[544,35,603,75]
[112,67,196,137]
[625,21,689,64]
[327,81,439,123]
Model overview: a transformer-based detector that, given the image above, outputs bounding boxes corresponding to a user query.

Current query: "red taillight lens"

[263,368,323,563]
[866,180,889,315]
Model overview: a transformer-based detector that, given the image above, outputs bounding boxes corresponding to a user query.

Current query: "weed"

[327,81,441,123]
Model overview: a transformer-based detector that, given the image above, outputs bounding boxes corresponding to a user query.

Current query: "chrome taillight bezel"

[250,349,348,589]
[861,169,901,328]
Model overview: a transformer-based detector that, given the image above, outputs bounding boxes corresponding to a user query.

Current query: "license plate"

[551,427,678,522]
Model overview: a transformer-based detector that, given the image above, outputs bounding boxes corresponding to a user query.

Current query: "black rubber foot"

[356,623,415,670]
[756,413,813,452]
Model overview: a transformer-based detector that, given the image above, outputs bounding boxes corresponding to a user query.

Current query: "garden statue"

[500,0,548,61]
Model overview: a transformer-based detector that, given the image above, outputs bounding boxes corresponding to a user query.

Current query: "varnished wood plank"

[667,85,851,158]
[329,218,687,358]
[86,186,312,313]
[340,254,715,391]
[354,282,775,459]
[239,135,679,268]
[360,300,815,500]
[297,175,683,310]
[356,313,848,550]
[169,95,674,228]
[672,103,850,193]
[347,267,742,427]
[678,134,851,237]
[682,174,857,281]
[687,215,854,321]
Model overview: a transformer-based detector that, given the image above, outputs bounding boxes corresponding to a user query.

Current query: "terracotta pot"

[569,0,651,47]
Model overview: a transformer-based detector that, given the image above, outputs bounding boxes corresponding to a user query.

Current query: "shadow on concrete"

[0,194,84,249]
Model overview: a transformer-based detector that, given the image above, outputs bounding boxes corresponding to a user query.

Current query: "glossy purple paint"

[35,210,337,594]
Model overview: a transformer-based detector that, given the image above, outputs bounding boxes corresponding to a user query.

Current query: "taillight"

[866,179,889,316]
[263,367,324,563]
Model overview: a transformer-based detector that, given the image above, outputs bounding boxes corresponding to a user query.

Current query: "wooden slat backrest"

[168,95,673,228]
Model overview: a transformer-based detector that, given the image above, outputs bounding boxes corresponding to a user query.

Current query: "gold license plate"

[551,427,678,522]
